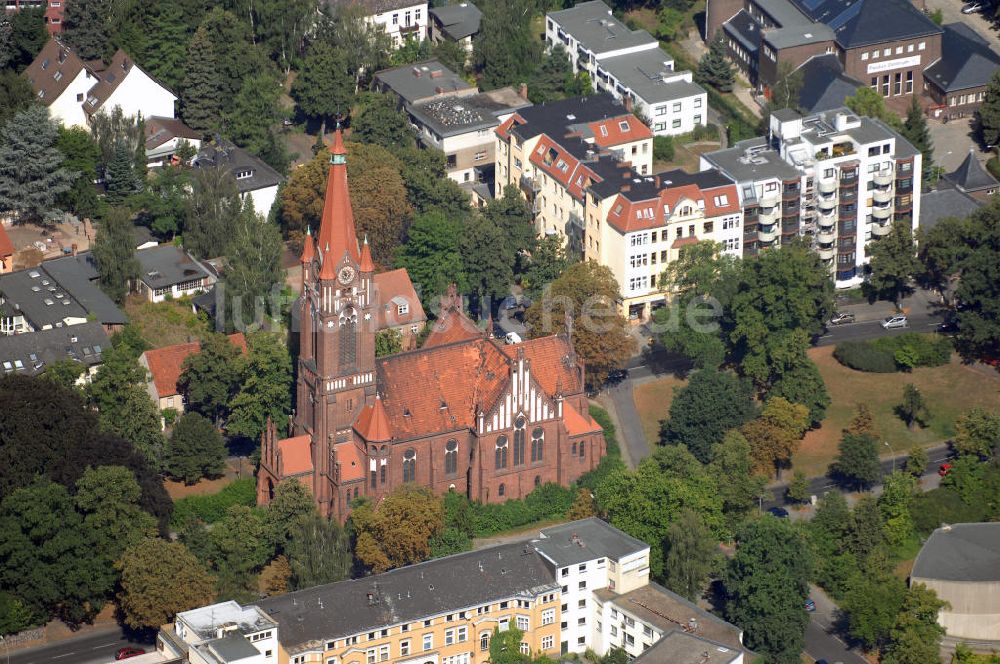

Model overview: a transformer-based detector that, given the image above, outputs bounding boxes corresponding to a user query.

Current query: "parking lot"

[927,115,989,171]
[923,0,1000,51]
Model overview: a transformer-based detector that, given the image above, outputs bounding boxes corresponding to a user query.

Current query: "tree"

[127,3,188,92]
[849,496,887,563]
[75,466,157,568]
[351,485,445,573]
[845,403,879,439]
[396,210,468,305]
[0,106,75,226]
[901,97,934,182]
[90,106,146,181]
[92,207,140,303]
[661,369,757,463]
[433,38,468,75]
[181,27,224,135]
[346,141,413,265]
[878,471,917,547]
[917,215,970,300]
[954,407,1000,458]
[62,0,109,61]
[483,185,537,274]
[227,333,293,442]
[179,333,244,425]
[460,210,514,308]
[291,41,353,139]
[787,470,810,504]
[0,69,36,128]
[697,32,734,92]
[882,583,948,664]
[526,44,584,103]
[906,445,928,478]
[198,8,276,114]
[222,204,283,331]
[316,3,392,91]
[258,555,291,597]
[135,165,190,239]
[954,203,1000,360]
[766,61,803,114]
[265,480,316,552]
[473,0,539,89]
[831,432,881,490]
[566,488,597,521]
[867,221,918,306]
[56,126,101,219]
[524,261,636,388]
[375,328,404,357]
[227,73,289,173]
[9,8,47,70]
[42,358,85,391]
[278,149,328,235]
[285,513,352,590]
[663,510,717,601]
[351,92,415,151]
[741,397,810,477]
[768,358,830,426]
[843,570,907,651]
[723,517,812,664]
[897,383,929,431]
[185,166,242,258]
[105,141,142,204]
[489,626,531,664]
[708,431,767,525]
[395,146,470,217]
[978,70,1000,148]
[846,87,901,129]
[165,413,227,484]
[209,505,274,597]
[522,234,569,298]
[117,539,216,630]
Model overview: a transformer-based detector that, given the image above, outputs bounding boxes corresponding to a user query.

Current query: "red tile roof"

[354,396,393,442]
[605,180,741,233]
[336,441,365,482]
[278,435,313,476]
[564,401,602,437]
[317,130,361,280]
[587,115,653,148]
[142,333,247,398]
[0,224,13,257]
[373,268,426,330]
[422,308,482,348]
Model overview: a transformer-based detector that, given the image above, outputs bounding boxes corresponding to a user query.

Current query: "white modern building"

[545,1,707,136]
[326,0,428,47]
[159,600,279,663]
[701,107,922,287]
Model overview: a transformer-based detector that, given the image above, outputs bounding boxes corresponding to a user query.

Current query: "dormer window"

[235,169,253,179]
[600,125,608,137]
[397,302,409,315]
[41,59,49,70]
[618,120,629,131]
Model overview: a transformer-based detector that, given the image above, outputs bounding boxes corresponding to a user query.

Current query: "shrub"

[442,483,576,539]
[169,477,257,528]
[690,124,720,141]
[872,333,951,369]
[578,406,627,491]
[653,135,675,162]
[910,487,988,536]
[833,341,904,373]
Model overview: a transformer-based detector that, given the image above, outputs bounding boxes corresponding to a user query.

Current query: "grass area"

[632,376,687,445]
[792,346,1000,477]
[124,295,212,348]
[169,477,257,529]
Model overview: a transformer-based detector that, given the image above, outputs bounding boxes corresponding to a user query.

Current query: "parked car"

[504,331,522,345]
[116,648,146,660]
[501,295,519,311]
[962,2,984,14]
[805,598,816,612]
[829,311,856,325]
[606,368,629,385]
[939,463,953,477]
[767,506,789,518]
[881,315,908,329]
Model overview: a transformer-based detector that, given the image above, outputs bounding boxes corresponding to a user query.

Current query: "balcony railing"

[520,174,541,192]
[568,212,585,230]
[871,221,891,237]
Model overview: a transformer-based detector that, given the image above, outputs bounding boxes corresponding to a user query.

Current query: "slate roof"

[763,22,835,50]
[195,634,260,662]
[0,321,108,376]
[912,523,1000,583]
[194,141,284,195]
[429,1,482,40]
[919,188,982,231]
[534,517,648,566]
[506,93,631,143]
[722,10,762,56]
[823,0,941,49]
[43,253,128,326]
[136,245,212,290]
[633,630,742,664]
[548,1,658,56]
[796,54,862,113]
[925,22,1000,93]
[23,39,87,105]
[598,49,706,106]
[258,541,561,652]
[374,60,475,105]
[943,150,1000,194]
[0,264,91,328]
[145,116,200,150]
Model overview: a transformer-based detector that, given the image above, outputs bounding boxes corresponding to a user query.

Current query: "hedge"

[169,477,257,528]
[833,341,897,373]
[834,334,952,373]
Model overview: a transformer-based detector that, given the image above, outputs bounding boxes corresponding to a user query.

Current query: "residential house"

[157,518,749,663]
[324,0,428,47]
[374,59,476,107]
[193,141,284,216]
[0,224,13,274]
[4,0,64,34]
[139,333,247,417]
[372,268,427,350]
[941,150,999,203]
[545,1,706,136]
[135,245,214,303]
[919,187,982,233]
[145,116,202,168]
[158,601,277,663]
[702,107,922,287]
[25,40,178,129]
[924,23,1000,120]
[428,2,481,59]
[0,321,109,382]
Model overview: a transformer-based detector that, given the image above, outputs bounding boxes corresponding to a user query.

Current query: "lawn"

[792,346,1000,477]
[124,295,213,348]
[632,375,687,445]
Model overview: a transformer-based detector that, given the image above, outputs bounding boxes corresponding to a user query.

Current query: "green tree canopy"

[351,92,416,151]
[395,210,468,305]
[185,166,242,259]
[291,41,354,138]
[351,485,445,573]
[166,412,227,484]
[0,105,75,226]
[181,26,224,134]
[866,221,919,306]
[832,432,881,490]
[286,513,353,590]
[222,203,283,331]
[661,369,758,463]
[473,0,539,89]
[697,32,735,92]
[179,332,244,425]
[663,509,718,601]
[227,332,293,443]
[117,538,216,630]
[93,206,140,303]
[978,70,1000,148]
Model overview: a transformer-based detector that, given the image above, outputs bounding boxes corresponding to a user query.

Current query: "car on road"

[767,506,789,518]
[606,368,629,386]
[805,598,816,612]
[116,648,146,660]
[962,2,984,13]
[881,315,908,329]
[829,311,856,325]
[939,463,953,476]
[501,295,518,311]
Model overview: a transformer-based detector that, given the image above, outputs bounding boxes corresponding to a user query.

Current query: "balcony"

[817,228,836,244]
[817,210,836,228]
[532,199,542,214]
[874,171,894,187]
[818,178,838,194]
[872,205,892,220]
[520,174,541,192]
[816,245,835,261]
[873,187,893,204]
[817,195,837,212]
[759,192,779,209]
[568,212,585,230]
[758,224,779,243]
[871,221,891,237]
[759,205,781,223]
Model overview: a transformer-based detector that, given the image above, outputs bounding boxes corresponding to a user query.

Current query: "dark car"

[768,506,789,518]
[606,368,629,385]
[829,311,856,325]
[116,648,146,660]
[501,295,518,310]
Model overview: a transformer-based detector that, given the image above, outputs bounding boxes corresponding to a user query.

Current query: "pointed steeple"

[300,225,315,264]
[359,235,375,273]
[317,127,361,281]
[354,394,393,442]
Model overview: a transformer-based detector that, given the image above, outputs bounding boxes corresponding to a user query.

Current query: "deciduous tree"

[882,583,948,664]
[210,505,274,596]
[9,8,47,69]
[227,333,293,443]
[92,206,140,303]
[473,0,539,89]
[978,70,1000,148]
[954,407,1000,458]
[227,73,289,173]
[741,397,810,477]
[395,210,467,304]
[291,41,353,139]
[165,412,227,484]
[768,358,830,426]
[954,203,1000,360]
[346,141,412,265]
[662,369,757,463]
[186,166,242,259]
[351,485,445,573]
[286,513,352,590]
[0,70,36,128]
[867,221,919,306]
[709,431,767,525]
[351,92,415,151]
[0,106,74,226]
[843,569,907,651]
[117,538,216,630]
[375,329,404,357]
[566,488,597,521]
[56,126,101,219]
[62,0,110,61]
[906,445,928,478]
[75,466,157,567]
[663,509,717,601]
[265,480,316,552]
[222,204,283,331]
[897,383,929,431]
[179,332,244,425]
[831,432,881,490]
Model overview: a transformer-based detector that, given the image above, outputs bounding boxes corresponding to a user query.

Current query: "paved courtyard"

[927,115,989,171]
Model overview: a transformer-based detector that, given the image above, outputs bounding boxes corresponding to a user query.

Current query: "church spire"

[317,127,361,281]
[300,225,314,264]
[359,235,375,273]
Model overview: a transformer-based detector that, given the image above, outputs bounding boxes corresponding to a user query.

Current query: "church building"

[258,130,606,521]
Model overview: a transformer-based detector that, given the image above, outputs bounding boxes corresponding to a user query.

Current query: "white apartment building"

[545,1,707,136]
[160,600,280,663]
[701,107,922,288]
[329,0,428,47]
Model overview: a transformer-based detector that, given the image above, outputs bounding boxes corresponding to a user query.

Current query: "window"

[654,105,667,116]
[672,102,681,112]
[400,640,410,656]
[905,71,913,94]
[531,427,544,462]
[499,618,510,632]
[579,443,585,458]
[618,120,629,131]
[445,629,456,646]
[919,41,925,50]
[578,580,587,590]
[397,302,409,315]
[367,648,377,664]
[713,194,729,207]
[672,119,682,129]
[457,626,468,642]
[445,439,458,475]
[625,634,635,646]
[694,97,702,108]
[499,483,506,497]
[643,626,653,637]
[517,616,530,631]
[495,435,508,469]
[577,637,586,646]
[423,634,433,651]
[694,115,702,124]
[379,645,389,661]
[894,72,902,96]
[403,448,416,482]
[861,52,868,61]
[520,643,530,655]
[577,599,586,608]
[513,416,526,465]
[541,636,554,651]
[542,609,555,625]
[481,633,490,651]
[577,617,586,626]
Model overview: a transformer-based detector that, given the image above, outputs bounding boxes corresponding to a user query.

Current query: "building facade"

[3,0,64,34]
[258,131,605,522]
[702,107,922,287]
[923,23,1000,120]
[326,0,428,47]
[428,2,481,60]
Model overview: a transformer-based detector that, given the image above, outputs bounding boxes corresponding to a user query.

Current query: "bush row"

[169,477,257,528]
[834,333,951,372]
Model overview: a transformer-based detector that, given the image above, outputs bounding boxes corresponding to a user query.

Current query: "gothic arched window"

[495,435,508,470]
[445,439,458,475]
[339,307,357,369]
[513,416,526,466]
[531,427,544,462]
[403,448,416,483]
[498,483,505,497]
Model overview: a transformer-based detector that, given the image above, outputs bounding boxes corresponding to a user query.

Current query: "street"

[4,626,150,664]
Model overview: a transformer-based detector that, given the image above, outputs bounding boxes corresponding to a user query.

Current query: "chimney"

[654,176,660,188]
[430,69,443,79]
[624,96,633,112]
[518,83,529,100]
[622,184,631,192]
[622,170,632,179]
[412,66,422,78]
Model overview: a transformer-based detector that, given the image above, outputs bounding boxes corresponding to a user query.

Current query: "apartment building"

[4,0,64,34]
[156,519,748,664]
[495,94,653,254]
[324,0,427,47]
[587,169,743,321]
[702,107,921,287]
[545,1,706,136]
[427,2,481,60]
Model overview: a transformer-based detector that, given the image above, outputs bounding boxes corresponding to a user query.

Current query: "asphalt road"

[4,626,150,664]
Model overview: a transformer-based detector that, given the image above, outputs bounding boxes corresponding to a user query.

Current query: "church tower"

[295,129,376,517]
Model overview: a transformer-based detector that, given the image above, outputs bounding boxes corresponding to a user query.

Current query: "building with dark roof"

[925,22,1000,120]
[633,630,745,664]
[919,187,983,232]
[912,523,1000,641]
[145,116,202,167]
[0,321,109,381]
[795,53,862,113]
[134,245,215,303]
[429,1,481,57]
[374,60,476,106]
[194,141,284,216]
[943,150,999,202]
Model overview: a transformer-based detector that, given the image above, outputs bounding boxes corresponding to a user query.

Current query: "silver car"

[881,315,908,329]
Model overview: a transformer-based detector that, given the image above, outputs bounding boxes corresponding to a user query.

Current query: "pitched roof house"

[139,333,247,415]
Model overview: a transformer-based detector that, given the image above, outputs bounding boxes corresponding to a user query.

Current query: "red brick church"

[257,130,606,521]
